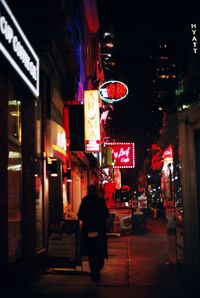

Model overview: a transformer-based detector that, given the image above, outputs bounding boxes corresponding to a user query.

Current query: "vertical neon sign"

[84,90,101,152]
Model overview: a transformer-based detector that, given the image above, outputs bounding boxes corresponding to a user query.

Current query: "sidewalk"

[6,218,189,298]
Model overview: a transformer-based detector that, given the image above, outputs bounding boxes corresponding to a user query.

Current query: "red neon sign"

[99,80,128,103]
[163,144,173,159]
[151,144,163,170]
[104,142,135,168]
[106,82,127,99]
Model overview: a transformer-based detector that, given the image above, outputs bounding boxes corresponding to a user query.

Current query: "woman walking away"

[77,185,109,282]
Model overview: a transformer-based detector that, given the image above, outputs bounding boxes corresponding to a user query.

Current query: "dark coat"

[77,194,109,258]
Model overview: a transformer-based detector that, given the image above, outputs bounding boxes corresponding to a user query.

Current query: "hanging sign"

[84,90,101,152]
[47,120,66,162]
[98,80,128,103]
[104,142,135,168]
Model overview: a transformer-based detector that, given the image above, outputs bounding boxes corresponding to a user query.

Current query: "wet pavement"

[5,218,190,298]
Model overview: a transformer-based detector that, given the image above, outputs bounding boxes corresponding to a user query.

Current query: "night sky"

[96,0,199,184]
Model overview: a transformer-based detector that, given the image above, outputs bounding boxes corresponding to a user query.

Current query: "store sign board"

[151,143,163,170]
[163,144,173,159]
[47,120,66,162]
[84,90,101,152]
[105,142,135,168]
[98,80,128,103]
[0,0,39,97]
[191,23,198,54]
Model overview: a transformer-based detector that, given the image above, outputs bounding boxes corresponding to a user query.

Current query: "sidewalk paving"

[6,218,190,298]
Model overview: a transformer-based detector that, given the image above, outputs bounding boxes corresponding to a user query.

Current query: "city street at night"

[0,0,200,297]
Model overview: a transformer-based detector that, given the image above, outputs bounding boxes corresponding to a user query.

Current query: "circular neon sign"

[98,80,128,103]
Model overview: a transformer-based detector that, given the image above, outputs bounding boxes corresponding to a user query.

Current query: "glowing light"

[0,0,39,97]
[50,173,58,177]
[104,142,135,168]
[84,90,101,152]
[47,120,66,161]
[191,23,198,54]
[104,42,114,48]
[99,80,128,103]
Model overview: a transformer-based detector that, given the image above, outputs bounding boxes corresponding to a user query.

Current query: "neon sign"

[0,0,39,97]
[99,80,128,103]
[104,142,135,168]
[151,144,163,170]
[84,90,101,152]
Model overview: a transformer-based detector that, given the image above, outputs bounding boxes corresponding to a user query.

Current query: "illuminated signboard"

[84,90,101,152]
[47,120,66,162]
[105,142,135,168]
[191,23,198,54]
[162,144,173,174]
[151,144,163,170]
[98,80,128,103]
[163,144,173,160]
[162,144,173,201]
[0,0,39,97]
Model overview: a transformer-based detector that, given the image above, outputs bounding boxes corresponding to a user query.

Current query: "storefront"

[70,151,90,217]
[0,0,47,274]
[47,120,67,225]
[159,107,200,293]
[178,104,200,290]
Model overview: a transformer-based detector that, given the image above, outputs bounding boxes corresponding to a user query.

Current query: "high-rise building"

[150,42,177,111]
[145,42,177,147]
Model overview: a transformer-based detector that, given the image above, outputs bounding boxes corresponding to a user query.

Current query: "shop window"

[8,99,22,262]
[8,99,21,143]
[35,94,45,251]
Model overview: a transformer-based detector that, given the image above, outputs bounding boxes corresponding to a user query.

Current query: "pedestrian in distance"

[77,184,109,282]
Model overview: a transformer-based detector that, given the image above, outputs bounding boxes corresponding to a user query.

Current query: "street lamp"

[101,53,112,58]
[101,42,114,48]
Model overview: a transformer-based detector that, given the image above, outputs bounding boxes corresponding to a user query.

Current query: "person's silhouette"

[78,185,109,281]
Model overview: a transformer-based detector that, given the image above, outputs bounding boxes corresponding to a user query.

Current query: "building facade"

[0,0,105,279]
[145,21,200,294]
